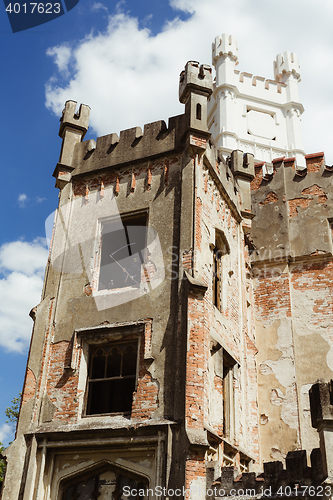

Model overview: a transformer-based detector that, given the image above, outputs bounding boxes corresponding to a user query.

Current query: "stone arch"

[58,460,149,500]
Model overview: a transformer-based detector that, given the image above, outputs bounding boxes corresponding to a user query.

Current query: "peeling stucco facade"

[2,35,333,500]
[251,153,333,463]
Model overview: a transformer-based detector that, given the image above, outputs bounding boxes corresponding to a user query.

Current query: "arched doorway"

[61,463,149,500]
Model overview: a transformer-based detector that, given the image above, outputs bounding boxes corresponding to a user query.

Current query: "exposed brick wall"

[259,191,278,206]
[46,341,80,421]
[288,184,327,217]
[195,196,203,250]
[250,166,264,191]
[288,197,310,217]
[305,153,324,173]
[183,249,193,272]
[131,327,159,419]
[22,368,36,405]
[186,294,208,429]
[254,271,291,319]
[185,450,206,500]
[188,157,260,462]
[73,157,181,198]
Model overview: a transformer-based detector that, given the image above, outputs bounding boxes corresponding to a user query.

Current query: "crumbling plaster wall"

[251,155,333,463]
[185,148,259,461]
[19,154,187,434]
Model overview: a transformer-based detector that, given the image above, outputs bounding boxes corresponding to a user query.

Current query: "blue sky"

[1,0,333,444]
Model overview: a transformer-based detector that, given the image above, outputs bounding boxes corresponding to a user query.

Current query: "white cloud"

[0,240,48,353]
[91,2,108,12]
[46,44,72,74]
[0,423,11,443]
[45,0,333,162]
[36,196,47,203]
[18,194,27,208]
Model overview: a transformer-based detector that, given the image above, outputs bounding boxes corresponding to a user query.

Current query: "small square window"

[86,341,138,415]
[98,213,147,291]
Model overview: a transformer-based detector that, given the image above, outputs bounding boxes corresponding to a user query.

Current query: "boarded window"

[98,213,147,291]
[86,341,138,415]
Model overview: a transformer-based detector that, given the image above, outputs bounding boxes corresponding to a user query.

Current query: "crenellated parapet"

[71,117,187,178]
[207,449,325,500]
[250,151,333,265]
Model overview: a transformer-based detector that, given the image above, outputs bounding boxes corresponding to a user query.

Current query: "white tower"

[208,34,306,170]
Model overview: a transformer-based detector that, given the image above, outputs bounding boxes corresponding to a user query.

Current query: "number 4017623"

[5,3,61,13]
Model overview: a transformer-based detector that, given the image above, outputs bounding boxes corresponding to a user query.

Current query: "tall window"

[86,341,138,415]
[212,231,229,310]
[223,350,236,440]
[98,213,147,291]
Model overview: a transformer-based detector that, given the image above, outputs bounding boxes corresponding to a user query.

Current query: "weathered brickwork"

[46,341,81,421]
[259,191,278,206]
[22,368,36,405]
[186,294,208,429]
[73,156,181,199]
[189,154,260,464]
[131,327,159,419]
[288,184,328,217]
[185,451,206,500]
[305,152,325,173]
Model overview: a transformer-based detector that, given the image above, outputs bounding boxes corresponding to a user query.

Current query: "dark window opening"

[86,341,138,415]
[98,213,147,291]
[213,247,221,309]
[196,103,202,120]
[223,350,236,439]
[212,231,229,311]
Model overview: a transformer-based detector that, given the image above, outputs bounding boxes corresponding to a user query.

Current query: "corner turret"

[179,61,213,142]
[212,34,238,87]
[53,101,90,189]
[274,51,301,84]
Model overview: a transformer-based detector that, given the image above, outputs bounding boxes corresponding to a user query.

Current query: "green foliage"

[0,393,22,485]
[5,393,21,431]
[0,443,5,482]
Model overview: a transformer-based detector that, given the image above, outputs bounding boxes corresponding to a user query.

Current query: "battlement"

[212,33,238,64]
[208,449,324,498]
[71,115,188,177]
[179,61,213,104]
[59,100,90,138]
[235,70,287,96]
[274,51,301,83]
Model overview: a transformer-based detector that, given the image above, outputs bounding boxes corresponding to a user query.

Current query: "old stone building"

[2,34,333,499]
